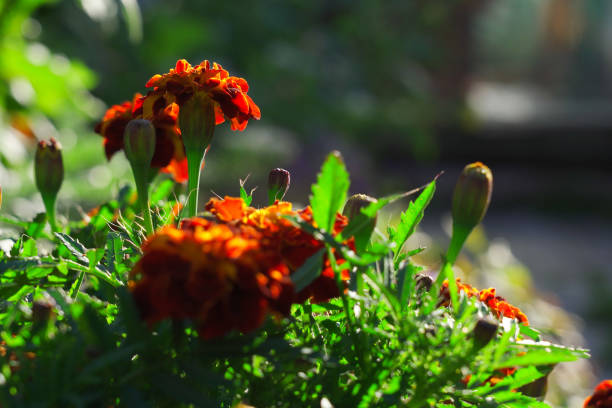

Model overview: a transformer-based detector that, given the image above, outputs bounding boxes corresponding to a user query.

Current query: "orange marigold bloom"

[205,197,351,304]
[144,59,260,131]
[441,279,529,325]
[129,220,293,339]
[94,93,188,182]
[584,380,612,408]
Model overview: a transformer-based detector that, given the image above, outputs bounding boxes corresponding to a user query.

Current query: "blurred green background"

[1,0,611,405]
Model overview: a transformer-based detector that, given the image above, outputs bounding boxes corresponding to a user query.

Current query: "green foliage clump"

[0,152,588,407]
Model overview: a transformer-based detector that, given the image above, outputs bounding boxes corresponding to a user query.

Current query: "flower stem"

[133,168,154,236]
[186,149,205,217]
[42,196,58,232]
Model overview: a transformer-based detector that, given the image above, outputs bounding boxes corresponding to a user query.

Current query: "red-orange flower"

[584,380,612,408]
[441,279,529,325]
[205,197,351,303]
[144,59,260,131]
[94,93,188,182]
[129,219,293,339]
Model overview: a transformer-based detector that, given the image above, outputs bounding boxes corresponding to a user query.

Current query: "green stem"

[42,196,58,232]
[186,149,205,217]
[133,168,154,236]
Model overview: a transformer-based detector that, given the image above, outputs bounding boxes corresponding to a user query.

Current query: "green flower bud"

[178,93,216,217]
[124,119,156,236]
[452,162,493,233]
[343,194,377,253]
[123,119,156,170]
[473,318,498,348]
[35,138,64,203]
[268,168,290,204]
[178,93,216,155]
[343,194,377,221]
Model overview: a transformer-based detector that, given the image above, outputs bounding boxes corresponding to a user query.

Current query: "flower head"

[205,197,350,304]
[95,93,187,182]
[441,279,529,325]
[144,59,260,131]
[129,220,293,339]
[584,380,612,408]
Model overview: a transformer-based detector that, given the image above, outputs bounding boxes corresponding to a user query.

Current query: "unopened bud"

[35,138,64,203]
[452,162,493,233]
[414,273,433,293]
[473,318,498,348]
[178,93,216,154]
[343,194,377,221]
[32,299,55,324]
[123,119,156,170]
[268,168,291,203]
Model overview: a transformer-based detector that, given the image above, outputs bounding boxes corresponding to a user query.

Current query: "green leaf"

[239,176,254,206]
[494,341,589,368]
[26,213,47,238]
[151,179,175,204]
[55,232,90,264]
[389,180,436,263]
[519,324,541,342]
[310,151,350,233]
[291,248,325,292]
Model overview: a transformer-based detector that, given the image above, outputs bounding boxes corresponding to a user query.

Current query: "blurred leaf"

[310,151,350,233]
[291,248,325,292]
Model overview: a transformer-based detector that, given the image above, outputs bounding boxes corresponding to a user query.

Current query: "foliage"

[0,153,589,407]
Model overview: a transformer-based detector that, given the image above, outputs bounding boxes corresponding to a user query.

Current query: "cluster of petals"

[95,58,260,181]
[144,59,261,131]
[94,93,188,182]
[441,279,529,325]
[205,196,351,303]
[584,380,612,408]
[129,197,350,339]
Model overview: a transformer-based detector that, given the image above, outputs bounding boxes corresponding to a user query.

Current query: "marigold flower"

[584,380,612,408]
[144,59,261,131]
[129,220,293,339]
[205,197,351,303]
[94,93,188,182]
[441,279,529,325]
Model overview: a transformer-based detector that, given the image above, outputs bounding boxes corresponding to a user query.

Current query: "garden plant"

[0,59,607,407]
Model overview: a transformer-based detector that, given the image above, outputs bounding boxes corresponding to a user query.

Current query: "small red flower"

[144,59,260,131]
[95,93,188,182]
[584,380,612,408]
[441,279,529,325]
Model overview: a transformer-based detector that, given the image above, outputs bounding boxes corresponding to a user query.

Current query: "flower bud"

[343,194,377,252]
[32,298,56,324]
[35,138,64,203]
[452,162,493,233]
[268,168,290,203]
[123,119,156,170]
[178,93,216,154]
[473,318,498,348]
[414,273,433,293]
[343,194,377,221]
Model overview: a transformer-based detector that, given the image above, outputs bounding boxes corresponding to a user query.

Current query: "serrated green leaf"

[310,151,350,233]
[389,180,436,263]
[495,342,589,368]
[55,232,90,264]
